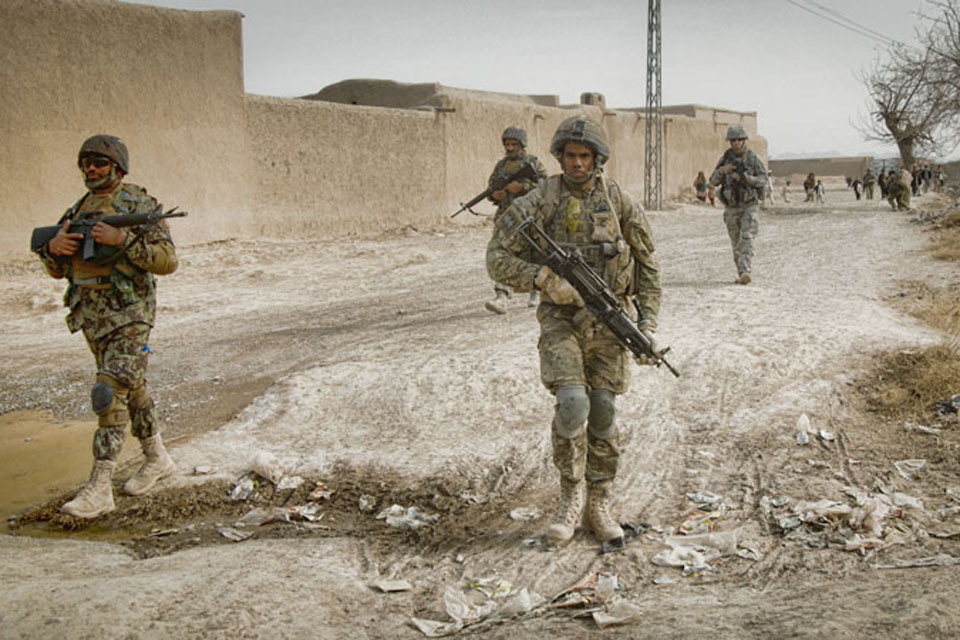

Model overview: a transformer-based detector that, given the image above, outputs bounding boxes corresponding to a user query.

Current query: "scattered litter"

[651,544,719,576]
[358,494,376,512]
[193,465,216,475]
[218,527,254,542]
[236,507,288,527]
[410,577,545,637]
[666,528,741,556]
[23,437,34,443]
[904,422,943,435]
[796,413,811,445]
[818,429,836,442]
[371,579,413,592]
[937,505,960,519]
[600,522,649,554]
[310,483,333,501]
[521,537,539,548]
[377,504,438,530]
[777,515,803,532]
[927,529,960,539]
[509,507,541,521]
[277,475,304,491]
[288,503,324,522]
[806,459,829,469]
[876,553,960,569]
[894,459,926,482]
[679,509,722,535]
[455,554,465,563]
[593,598,642,629]
[652,575,674,585]
[147,528,178,538]
[229,476,255,501]
[934,394,960,415]
[252,451,287,485]
[685,491,722,508]
[771,497,791,508]
[891,493,924,510]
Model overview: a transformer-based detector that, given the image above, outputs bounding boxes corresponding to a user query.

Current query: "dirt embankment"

[2,188,960,639]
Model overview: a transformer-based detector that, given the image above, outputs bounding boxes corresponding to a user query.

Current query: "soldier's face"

[562,142,595,180]
[503,139,523,159]
[80,155,119,191]
[729,138,747,155]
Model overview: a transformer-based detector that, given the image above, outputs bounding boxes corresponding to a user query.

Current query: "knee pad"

[92,374,129,428]
[554,385,590,438]
[587,389,617,439]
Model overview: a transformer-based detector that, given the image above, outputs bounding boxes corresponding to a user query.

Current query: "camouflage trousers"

[551,405,620,484]
[83,322,159,461]
[723,204,759,277]
[537,303,630,395]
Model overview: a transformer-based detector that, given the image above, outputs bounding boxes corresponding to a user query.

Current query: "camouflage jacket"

[486,173,661,330]
[488,154,547,212]
[709,149,767,207]
[36,182,179,340]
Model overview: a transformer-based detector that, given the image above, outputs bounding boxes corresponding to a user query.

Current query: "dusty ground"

[2,186,960,639]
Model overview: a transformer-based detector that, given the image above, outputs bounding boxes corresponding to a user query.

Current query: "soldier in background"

[484,127,547,314]
[487,116,661,545]
[863,168,876,200]
[878,169,888,199]
[34,135,179,519]
[709,125,768,285]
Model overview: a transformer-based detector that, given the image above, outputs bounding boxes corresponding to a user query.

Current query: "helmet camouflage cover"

[550,116,610,165]
[725,124,748,141]
[78,134,129,174]
[501,126,527,148]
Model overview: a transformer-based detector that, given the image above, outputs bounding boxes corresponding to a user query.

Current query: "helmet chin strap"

[85,166,119,191]
[562,168,598,188]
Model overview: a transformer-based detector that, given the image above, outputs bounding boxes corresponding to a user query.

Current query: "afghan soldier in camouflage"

[485,127,547,314]
[886,168,912,211]
[710,124,768,285]
[34,135,179,519]
[487,116,661,544]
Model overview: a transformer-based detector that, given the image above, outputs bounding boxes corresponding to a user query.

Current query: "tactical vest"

[539,174,634,295]
[61,183,156,305]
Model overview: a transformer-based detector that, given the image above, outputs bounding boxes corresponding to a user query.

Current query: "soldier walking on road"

[484,127,547,314]
[486,116,661,545]
[33,135,180,519]
[709,125,767,285]
[887,168,913,211]
[863,168,876,200]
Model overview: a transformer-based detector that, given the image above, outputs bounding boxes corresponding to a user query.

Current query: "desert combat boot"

[123,433,176,495]
[546,477,585,543]
[485,289,509,315]
[585,481,624,542]
[61,459,116,518]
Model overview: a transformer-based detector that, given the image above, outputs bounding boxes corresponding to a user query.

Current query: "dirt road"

[2,188,959,639]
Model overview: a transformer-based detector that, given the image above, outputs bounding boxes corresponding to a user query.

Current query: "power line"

[806,0,901,45]
[784,0,901,46]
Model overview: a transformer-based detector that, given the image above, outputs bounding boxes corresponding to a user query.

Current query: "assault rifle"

[451,162,539,218]
[31,207,187,261]
[512,216,680,377]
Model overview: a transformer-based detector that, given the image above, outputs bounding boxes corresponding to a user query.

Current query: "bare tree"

[857,41,956,168]
[920,0,960,112]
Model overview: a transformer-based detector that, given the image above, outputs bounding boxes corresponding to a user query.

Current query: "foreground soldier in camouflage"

[485,127,547,314]
[709,124,768,285]
[487,116,661,544]
[886,168,912,211]
[34,135,179,518]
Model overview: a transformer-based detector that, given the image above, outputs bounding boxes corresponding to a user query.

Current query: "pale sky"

[132,0,935,159]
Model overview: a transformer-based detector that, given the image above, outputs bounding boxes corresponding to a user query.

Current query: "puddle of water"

[0,410,136,530]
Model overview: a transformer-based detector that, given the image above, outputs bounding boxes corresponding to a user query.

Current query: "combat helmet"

[725,124,748,141]
[502,126,527,148]
[550,115,610,165]
[78,134,129,174]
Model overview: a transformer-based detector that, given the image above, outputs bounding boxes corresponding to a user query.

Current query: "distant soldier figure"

[878,169,888,198]
[862,168,876,200]
[487,115,661,545]
[887,168,912,211]
[803,172,816,202]
[709,124,767,285]
[484,127,547,314]
[34,135,179,519]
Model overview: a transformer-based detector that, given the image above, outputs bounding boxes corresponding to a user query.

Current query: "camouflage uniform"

[709,127,767,282]
[487,149,547,300]
[37,182,178,461]
[863,169,876,200]
[35,134,178,518]
[486,116,661,542]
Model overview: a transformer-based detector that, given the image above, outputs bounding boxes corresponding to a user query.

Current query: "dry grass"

[859,345,960,421]
[929,226,960,261]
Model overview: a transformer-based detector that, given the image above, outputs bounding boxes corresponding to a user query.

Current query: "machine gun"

[512,216,680,377]
[31,206,187,261]
[450,162,539,218]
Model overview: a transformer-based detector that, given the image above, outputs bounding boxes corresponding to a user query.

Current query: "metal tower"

[645,0,662,211]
